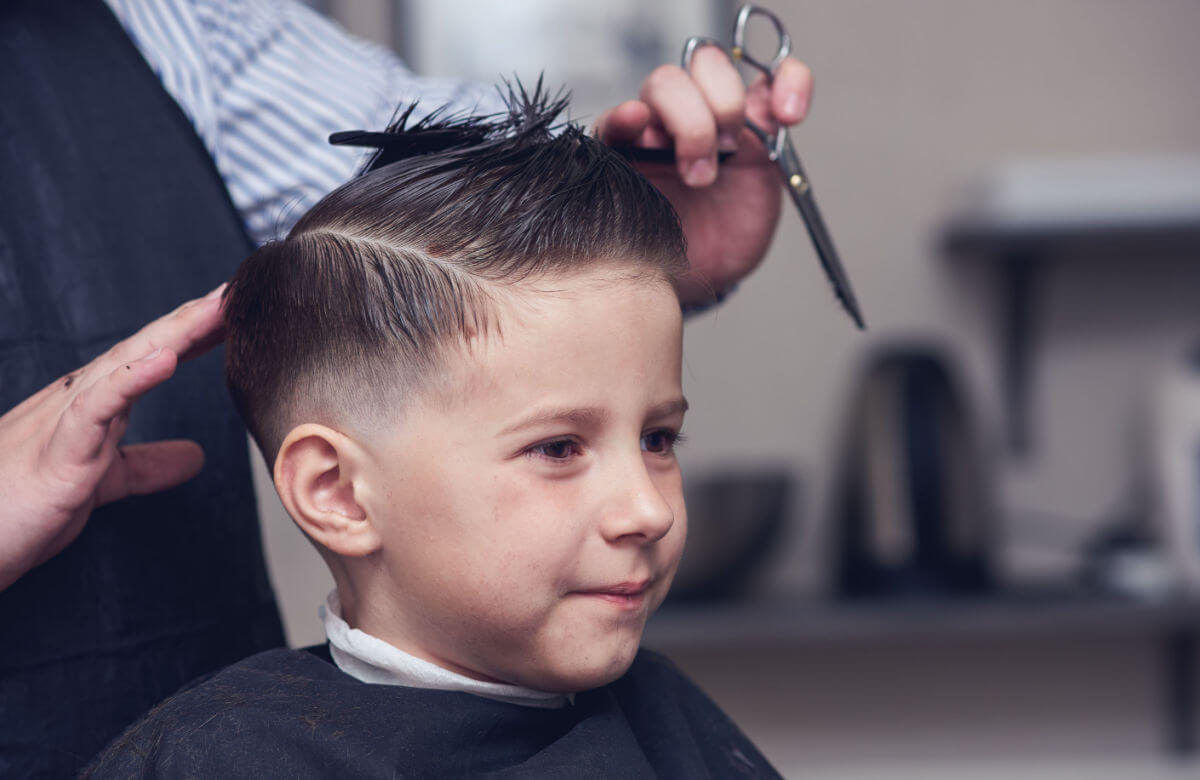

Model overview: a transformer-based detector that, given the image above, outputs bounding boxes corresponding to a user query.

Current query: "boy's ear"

[274,423,380,557]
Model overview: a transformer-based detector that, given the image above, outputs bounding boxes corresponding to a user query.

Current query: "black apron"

[0,1,285,774]
[85,647,784,779]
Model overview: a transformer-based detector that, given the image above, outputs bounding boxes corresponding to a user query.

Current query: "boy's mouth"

[573,579,652,610]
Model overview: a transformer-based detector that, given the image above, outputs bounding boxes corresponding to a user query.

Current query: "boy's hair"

[223,84,687,464]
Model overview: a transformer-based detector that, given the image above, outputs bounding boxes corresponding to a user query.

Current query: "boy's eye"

[641,429,683,455]
[527,438,581,462]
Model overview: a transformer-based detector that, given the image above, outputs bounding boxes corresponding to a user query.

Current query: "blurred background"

[251,1,1200,777]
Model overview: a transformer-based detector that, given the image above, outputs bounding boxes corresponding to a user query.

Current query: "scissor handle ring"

[681,36,724,70]
[732,4,791,78]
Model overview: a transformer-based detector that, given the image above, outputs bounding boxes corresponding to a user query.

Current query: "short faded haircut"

[223,85,687,465]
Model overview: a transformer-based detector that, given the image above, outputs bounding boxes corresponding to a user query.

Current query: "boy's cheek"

[668,496,688,553]
[655,512,689,593]
[492,467,593,528]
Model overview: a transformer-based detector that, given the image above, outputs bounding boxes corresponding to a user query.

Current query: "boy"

[88,88,781,778]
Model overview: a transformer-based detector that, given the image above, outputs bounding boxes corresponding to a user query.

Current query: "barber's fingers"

[758,58,816,127]
[47,347,179,468]
[593,100,653,146]
[98,284,226,373]
[744,73,774,137]
[25,437,203,569]
[686,46,747,147]
[639,65,720,186]
[94,440,205,507]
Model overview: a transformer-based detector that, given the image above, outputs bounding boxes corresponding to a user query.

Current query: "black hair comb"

[329,79,572,175]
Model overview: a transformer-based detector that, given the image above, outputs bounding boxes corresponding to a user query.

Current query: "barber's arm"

[595,48,813,306]
[0,287,226,591]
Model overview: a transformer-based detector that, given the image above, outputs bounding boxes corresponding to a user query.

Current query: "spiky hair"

[223,82,687,463]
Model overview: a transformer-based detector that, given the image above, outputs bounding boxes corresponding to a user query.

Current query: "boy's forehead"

[424,267,683,413]
[518,262,676,296]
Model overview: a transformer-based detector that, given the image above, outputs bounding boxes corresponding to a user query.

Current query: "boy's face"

[355,266,687,692]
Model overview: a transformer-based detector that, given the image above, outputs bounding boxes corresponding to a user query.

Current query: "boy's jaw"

[315,267,688,692]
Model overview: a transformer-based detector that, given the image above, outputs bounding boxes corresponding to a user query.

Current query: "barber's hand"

[0,286,227,591]
[595,48,812,306]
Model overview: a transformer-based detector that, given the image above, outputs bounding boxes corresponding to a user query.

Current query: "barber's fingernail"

[717,131,738,150]
[783,94,807,120]
[141,346,164,362]
[683,158,716,187]
[205,282,228,300]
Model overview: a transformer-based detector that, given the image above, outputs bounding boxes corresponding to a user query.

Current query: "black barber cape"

[0,1,283,774]
[87,646,782,779]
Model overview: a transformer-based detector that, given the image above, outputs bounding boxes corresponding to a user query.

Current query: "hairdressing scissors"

[683,4,865,329]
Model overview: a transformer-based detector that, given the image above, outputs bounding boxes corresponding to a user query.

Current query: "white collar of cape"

[321,590,572,709]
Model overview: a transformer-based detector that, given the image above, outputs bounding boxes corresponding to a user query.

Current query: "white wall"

[674,0,1200,592]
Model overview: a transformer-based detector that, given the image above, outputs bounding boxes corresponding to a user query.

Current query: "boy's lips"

[573,579,653,609]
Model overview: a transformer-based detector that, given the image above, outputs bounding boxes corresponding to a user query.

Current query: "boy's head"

[224,87,690,692]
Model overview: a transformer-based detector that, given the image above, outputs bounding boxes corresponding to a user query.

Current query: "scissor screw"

[789,173,809,193]
[731,46,744,61]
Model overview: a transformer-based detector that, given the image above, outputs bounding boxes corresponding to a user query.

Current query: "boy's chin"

[522,640,643,694]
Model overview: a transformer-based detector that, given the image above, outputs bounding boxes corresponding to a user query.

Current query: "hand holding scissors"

[681,5,864,328]
[609,4,864,327]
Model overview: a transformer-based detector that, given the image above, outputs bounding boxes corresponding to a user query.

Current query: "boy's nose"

[599,460,676,545]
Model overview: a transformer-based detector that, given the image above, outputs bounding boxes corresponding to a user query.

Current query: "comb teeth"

[328,128,490,171]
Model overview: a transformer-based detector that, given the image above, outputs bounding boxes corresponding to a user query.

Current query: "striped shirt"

[103,0,500,245]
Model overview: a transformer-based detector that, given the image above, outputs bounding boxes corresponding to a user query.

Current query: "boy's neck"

[320,590,573,709]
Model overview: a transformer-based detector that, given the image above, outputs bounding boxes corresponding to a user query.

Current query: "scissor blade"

[779,144,866,329]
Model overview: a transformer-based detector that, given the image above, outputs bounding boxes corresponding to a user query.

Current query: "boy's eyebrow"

[500,397,689,436]
[646,397,689,420]
[500,406,611,435]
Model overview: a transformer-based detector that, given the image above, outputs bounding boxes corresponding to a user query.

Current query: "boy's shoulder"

[83,647,360,777]
[86,646,510,777]
[87,647,781,779]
